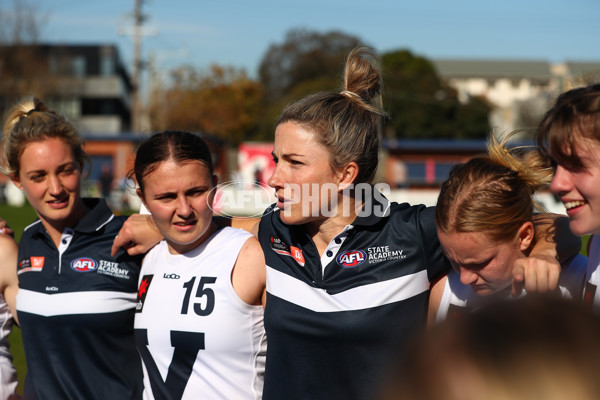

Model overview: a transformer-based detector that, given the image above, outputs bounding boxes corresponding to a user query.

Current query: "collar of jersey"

[29,197,114,237]
[350,192,391,227]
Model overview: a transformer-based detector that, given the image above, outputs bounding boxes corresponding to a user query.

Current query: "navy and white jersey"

[258,195,450,400]
[436,253,589,322]
[16,198,144,400]
[134,227,266,400]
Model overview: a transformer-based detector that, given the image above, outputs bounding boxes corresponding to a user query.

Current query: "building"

[432,58,600,138]
[0,43,132,135]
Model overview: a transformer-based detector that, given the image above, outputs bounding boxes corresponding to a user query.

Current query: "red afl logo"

[71,257,98,272]
[336,250,367,268]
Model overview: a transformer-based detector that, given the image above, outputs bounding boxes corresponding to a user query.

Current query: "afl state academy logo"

[336,250,367,268]
[71,257,98,272]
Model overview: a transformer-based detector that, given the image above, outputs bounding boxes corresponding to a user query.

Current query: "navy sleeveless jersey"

[16,198,144,400]
[258,195,450,400]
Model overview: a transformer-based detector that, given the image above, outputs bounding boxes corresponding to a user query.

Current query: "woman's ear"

[10,174,22,191]
[337,161,359,191]
[136,188,148,208]
[518,221,535,252]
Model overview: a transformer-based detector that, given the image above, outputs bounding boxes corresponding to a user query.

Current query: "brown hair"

[537,83,600,169]
[277,47,387,184]
[132,130,214,195]
[435,133,552,243]
[1,96,87,176]
[383,295,600,400]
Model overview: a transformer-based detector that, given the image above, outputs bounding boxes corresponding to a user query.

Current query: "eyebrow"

[24,161,77,175]
[272,151,305,159]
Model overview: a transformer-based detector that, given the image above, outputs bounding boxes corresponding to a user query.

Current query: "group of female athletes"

[0,47,599,400]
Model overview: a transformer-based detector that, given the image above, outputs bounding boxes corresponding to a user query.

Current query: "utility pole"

[131,0,144,133]
[118,0,156,133]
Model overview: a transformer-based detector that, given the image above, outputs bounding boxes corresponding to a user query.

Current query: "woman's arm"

[427,275,447,327]
[511,213,581,296]
[0,234,19,324]
[112,214,262,256]
[111,214,162,256]
[231,236,267,307]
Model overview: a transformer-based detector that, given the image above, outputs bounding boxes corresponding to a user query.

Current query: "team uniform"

[584,235,600,314]
[134,227,266,400]
[436,253,588,322]
[0,295,17,400]
[16,198,144,400]
[258,194,450,400]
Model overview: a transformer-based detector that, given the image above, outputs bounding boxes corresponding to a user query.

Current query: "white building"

[432,59,600,138]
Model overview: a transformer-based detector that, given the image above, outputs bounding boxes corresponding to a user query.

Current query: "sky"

[34,0,600,90]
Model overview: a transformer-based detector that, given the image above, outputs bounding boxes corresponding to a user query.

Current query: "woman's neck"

[40,199,89,248]
[305,200,361,256]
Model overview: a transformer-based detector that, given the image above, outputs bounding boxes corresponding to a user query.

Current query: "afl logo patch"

[336,250,367,268]
[71,257,98,272]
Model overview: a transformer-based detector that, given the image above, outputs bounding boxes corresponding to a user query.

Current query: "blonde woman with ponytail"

[430,133,587,323]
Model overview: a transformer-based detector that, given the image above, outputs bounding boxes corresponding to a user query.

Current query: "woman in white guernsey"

[429,133,587,323]
[131,131,267,399]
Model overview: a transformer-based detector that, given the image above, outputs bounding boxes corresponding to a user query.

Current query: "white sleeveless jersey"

[0,294,16,400]
[584,235,600,314]
[134,227,266,400]
[436,253,588,322]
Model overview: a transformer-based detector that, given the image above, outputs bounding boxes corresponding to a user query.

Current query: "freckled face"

[140,159,216,255]
[550,136,600,236]
[437,229,524,296]
[267,121,341,225]
[13,137,85,232]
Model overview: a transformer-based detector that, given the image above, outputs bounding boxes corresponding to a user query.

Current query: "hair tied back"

[340,90,361,100]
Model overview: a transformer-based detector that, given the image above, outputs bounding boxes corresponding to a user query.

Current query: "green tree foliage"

[256,29,490,140]
[381,49,491,139]
[256,28,364,139]
[0,0,52,113]
[259,28,363,102]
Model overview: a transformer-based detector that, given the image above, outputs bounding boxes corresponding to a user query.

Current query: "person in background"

[99,163,113,199]
[1,97,143,400]
[113,48,572,400]
[537,83,600,314]
[132,130,266,399]
[429,133,586,322]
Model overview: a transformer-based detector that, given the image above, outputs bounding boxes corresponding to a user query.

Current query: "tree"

[259,28,363,102]
[381,49,491,139]
[0,0,54,113]
[149,64,262,145]
[256,28,364,138]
